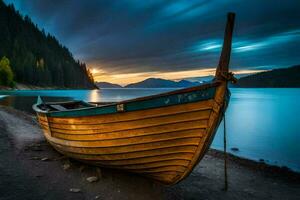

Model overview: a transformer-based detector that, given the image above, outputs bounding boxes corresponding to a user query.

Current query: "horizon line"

[91,68,267,86]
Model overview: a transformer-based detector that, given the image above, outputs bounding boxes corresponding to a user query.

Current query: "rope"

[223,109,228,191]
[220,71,237,84]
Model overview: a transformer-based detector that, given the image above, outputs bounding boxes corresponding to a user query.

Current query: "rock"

[86,176,98,183]
[231,147,239,151]
[41,157,49,161]
[259,159,265,162]
[63,163,71,170]
[70,188,81,193]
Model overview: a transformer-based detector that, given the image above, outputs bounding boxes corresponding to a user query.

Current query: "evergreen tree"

[0,56,15,87]
[0,1,95,88]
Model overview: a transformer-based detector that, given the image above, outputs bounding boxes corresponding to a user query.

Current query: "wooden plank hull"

[35,83,229,185]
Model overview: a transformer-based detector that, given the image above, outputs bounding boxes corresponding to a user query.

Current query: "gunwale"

[33,81,219,117]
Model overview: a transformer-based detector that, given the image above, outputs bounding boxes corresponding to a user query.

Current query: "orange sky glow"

[90,68,266,86]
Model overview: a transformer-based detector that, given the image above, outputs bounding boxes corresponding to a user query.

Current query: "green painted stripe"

[47,87,216,118]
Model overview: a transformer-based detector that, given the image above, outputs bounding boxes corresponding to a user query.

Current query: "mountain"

[95,82,122,88]
[125,78,201,88]
[96,78,201,89]
[184,75,214,82]
[234,65,300,88]
[0,1,95,88]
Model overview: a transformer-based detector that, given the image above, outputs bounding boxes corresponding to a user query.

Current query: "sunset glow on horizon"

[90,68,266,86]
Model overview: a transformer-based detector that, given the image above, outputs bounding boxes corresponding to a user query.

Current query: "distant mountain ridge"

[97,65,300,89]
[95,82,122,88]
[126,78,201,88]
[96,78,202,88]
[235,65,300,88]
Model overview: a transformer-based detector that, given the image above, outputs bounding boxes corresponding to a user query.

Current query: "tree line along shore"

[0,1,95,89]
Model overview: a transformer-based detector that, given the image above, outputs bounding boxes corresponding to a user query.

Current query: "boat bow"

[215,12,237,84]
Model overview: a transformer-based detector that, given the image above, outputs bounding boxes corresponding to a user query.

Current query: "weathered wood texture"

[37,86,226,185]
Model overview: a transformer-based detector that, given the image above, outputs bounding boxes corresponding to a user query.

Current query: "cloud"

[3,0,300,83]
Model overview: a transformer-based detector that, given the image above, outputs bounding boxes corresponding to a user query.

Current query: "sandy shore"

[0,106,299,200]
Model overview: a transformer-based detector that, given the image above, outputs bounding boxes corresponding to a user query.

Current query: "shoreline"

[207,149,300,181]
[0,106,299,199]
[0,83,98,90]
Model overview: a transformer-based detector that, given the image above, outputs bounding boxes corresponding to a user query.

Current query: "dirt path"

[0,106,299,200]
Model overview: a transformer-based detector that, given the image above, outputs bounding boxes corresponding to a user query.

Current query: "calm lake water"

[0,88,299,172]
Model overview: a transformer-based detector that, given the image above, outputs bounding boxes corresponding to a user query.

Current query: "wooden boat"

[33,13,236,185]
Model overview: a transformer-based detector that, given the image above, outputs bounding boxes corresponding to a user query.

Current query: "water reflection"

[88,89,101,103]
[213,88,300,171]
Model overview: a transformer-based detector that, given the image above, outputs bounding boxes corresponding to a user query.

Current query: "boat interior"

[37,101,114,112]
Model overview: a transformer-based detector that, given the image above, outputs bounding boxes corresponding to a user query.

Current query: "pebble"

[41,157,49,161]
[231,147,239,151]
[86,176,98,183]
[63,163,71,170]
[70,188,81,193]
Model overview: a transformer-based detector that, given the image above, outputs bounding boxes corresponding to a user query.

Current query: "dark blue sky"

[4,0,300,84]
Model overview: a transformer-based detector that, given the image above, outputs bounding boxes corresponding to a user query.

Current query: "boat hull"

[33,12,236,185]
[36,83,228,185]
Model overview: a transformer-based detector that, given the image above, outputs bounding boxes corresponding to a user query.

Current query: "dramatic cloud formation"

[4,0,300,84]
